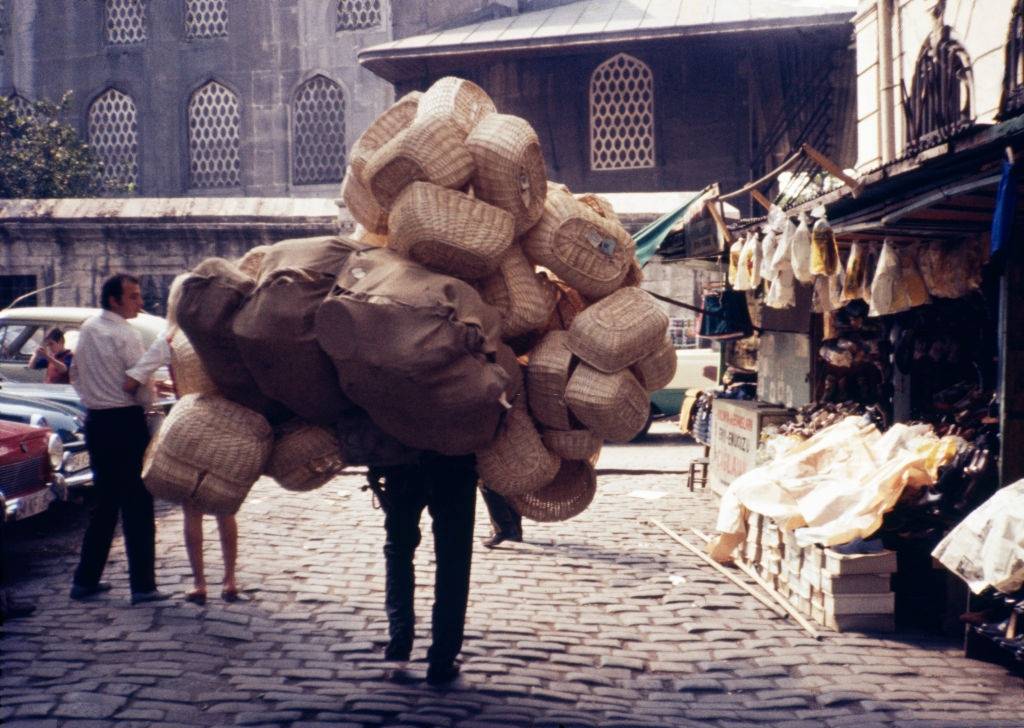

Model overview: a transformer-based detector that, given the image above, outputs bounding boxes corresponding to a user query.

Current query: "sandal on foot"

[184,589,207,606]
[221,587,240,603]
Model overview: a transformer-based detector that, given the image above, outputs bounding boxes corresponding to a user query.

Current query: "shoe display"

[426,660,460,686]
[69,582,113,601]
[130,589,171,606]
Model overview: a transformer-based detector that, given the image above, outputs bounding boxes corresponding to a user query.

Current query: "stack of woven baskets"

[145,76,673,523]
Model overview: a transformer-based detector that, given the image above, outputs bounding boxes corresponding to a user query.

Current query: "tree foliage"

[0,92,109,198]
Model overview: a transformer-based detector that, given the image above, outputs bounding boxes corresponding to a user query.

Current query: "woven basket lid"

[415,76,496,136]
[526,330,576,430]
[522,185,633,299]
[475,401,560,497]
[265,423,345,493]
[388,181,514,279]
[478,248,557,339]
[341,165,389,234]
[466,113,547,236]
[364,116,475,212]
[568,286,669,373]
[236,245,271,279]
[170,329,218,397]
[564,364,649,442]
[631,338,677,392]
[509,459,596,522]
[541,428,602,461]
[349,91,421,183]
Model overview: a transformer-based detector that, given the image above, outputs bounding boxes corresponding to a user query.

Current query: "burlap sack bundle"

[568,286,670,373]
[342,165,389,234]
[169,329,217,397]
[233,236,361,425]
[335,408,421,467]
[630,338,677,392]
[522,184,634,299]
[565,364,649,442]
[526,330,575,430]
[495,343,525,400]
[143,394,272,515]
[315,247,512,455]
[236,245,271,279]
[265,422,345,492]
[349,91,421,182]
[476,400,560,497]
[364,115,475,212]
[542,428,602,461]
[509,459,597,522]
[176,258,272,414]
[465,113,547,235]
[415,76,496,136]
[478,248,557,338]
[388,182,514,279]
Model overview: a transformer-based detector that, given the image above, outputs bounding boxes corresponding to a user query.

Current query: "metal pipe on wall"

[877,0,897,163]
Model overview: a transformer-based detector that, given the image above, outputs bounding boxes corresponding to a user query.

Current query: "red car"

[0,420,64,523]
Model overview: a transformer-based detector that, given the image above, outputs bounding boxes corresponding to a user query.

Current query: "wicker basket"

[509,459,596,522]
[351,224,388,248]
[542,276,588,332]
[341,165,389,234]
[388,182,514,279]
[522,185,634,299]
[236,245,270,279]
[478,248,557,338]
[631,338,677,392]
[170,329,217,397]
[622,257,644,287]
[349,91,421,182]
[576,193,618,222]
[415,76,496,136]
[466,113,547,236]
[564,364,649,442]
[143,394,272,515]
[476,401,560,497]
[568,286,669,373]
[526,330,575,430]
[542,428,602,461]
[364,116,476,212]
[265,423,345,492]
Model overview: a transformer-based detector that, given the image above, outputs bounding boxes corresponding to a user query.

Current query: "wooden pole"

[801,143,863,198]
[704,199,733,245]
[750,189,773,212]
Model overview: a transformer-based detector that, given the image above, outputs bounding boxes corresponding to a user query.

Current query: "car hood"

[0,382,86,414]
[0,390,84,442]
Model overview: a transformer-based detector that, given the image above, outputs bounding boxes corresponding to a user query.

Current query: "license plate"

[65,450,91,473]
[14,488,54,520]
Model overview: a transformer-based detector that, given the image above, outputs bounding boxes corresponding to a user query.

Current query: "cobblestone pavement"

[3,423,1022,727]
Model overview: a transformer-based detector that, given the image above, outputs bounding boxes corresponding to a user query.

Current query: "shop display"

[790,213,813,283]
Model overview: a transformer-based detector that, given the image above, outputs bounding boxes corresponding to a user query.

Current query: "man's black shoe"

[384,641,412,661]
[481,531,523,549]
[426,660,460,686]
[69,582,113,601]
[130,589,170,606]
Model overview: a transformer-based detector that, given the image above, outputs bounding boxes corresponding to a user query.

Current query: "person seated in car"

[28,328,73,384]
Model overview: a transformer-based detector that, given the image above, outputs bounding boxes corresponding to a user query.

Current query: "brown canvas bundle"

[176,258,272,414]
[315,247,512,455]
[233,236,363,425]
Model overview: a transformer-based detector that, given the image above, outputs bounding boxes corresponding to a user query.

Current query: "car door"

[0,323,47,383]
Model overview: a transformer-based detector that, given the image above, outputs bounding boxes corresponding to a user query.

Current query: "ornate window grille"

[88,88,139,191]
[105,0,147,45]
[185,0,228,40]
[589,53,655,171]
[903,5,974,150]
[1002,0,1024,118]
[188,81,241,189]
[336,0,382,32]
[292,75,346,185]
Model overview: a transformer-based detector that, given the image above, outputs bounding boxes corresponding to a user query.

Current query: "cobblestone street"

[3,424,1022,727]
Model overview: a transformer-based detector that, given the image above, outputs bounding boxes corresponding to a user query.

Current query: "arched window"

[590,53,655,171]
[88,89,139,191]
[105,0,146,45]
[188,81,241,189]
[336,0,382,31]
[185,0,228,40]
[292,75,346,185]
[1002,0,1024,117]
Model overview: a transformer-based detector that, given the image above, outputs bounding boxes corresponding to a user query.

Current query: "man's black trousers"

[73,406,156,594]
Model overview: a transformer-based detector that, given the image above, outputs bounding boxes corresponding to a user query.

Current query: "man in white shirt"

[69,274,168,606]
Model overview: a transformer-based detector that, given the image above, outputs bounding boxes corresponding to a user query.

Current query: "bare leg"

[183,504,206,599]
[216,514,238,595]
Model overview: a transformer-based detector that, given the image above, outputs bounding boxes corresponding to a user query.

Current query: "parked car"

[0,420,64,523]
[0,306,168,384]
[637,347,720,438]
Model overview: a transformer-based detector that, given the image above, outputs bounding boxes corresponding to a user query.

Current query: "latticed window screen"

[105,0,147,45]
[188,81,241,189]
[88,89,139,191]
[292,76,346,185]
[336,0,382,31]
[185,0,228,39]
[589,53,656,171]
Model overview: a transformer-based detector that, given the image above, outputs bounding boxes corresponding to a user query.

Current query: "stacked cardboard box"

[741,512,897,632]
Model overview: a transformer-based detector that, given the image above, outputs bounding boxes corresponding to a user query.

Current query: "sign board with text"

[708,399,792,495]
